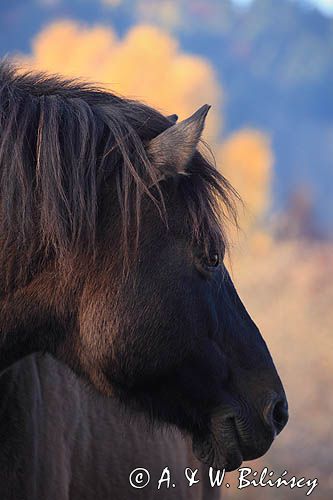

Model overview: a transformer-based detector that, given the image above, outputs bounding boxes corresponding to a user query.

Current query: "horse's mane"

[0,60,236,290]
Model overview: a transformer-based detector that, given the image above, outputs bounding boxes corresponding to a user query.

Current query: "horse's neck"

[0,355,81,499]
[0,292,46,372]
[0,356,39,497]
[0,355,36,422]
[0,272,70,373]
[0,356,218,500]
[0,355,48,451]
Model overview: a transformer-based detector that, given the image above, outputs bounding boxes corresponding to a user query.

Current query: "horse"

[0,354,215,500]
[0,60,288,495]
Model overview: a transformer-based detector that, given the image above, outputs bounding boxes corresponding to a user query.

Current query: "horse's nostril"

[273,399,289,432]
[265,398,289,436]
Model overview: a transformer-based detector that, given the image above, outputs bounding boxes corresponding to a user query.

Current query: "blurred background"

[1,0,332,498]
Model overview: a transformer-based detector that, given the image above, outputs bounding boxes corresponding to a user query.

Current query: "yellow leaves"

[218,130,273,233]
[20,19,274,236]
[21,20,221,141]
[27,21,117,78]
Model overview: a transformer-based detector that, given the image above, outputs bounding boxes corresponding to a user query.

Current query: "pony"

[0,354,216,500]
[0,60,288,477]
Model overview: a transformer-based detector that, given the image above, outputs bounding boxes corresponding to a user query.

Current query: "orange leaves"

[218,130,274,233]
[20,20,274,235]
[21,21,221,141]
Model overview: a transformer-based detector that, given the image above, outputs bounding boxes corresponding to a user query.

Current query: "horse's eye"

[203,253,220,269]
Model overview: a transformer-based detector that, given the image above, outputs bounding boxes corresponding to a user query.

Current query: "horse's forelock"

[0,60,236,290]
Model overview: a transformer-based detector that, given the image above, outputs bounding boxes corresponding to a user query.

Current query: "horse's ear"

[147,104,211,181]
[166,114,178,123]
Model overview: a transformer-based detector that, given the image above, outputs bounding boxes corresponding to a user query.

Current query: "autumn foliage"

[13,17,332,500]
[19,19,273,236]
[218,130,273,234]
[21,21,221,142]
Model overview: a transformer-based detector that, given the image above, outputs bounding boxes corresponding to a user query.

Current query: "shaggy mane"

[0,60,236,290]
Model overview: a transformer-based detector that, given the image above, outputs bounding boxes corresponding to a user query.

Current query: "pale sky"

[233,0,333,16]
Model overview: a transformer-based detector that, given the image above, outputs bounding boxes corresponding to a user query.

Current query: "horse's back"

[0,355,219,500]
